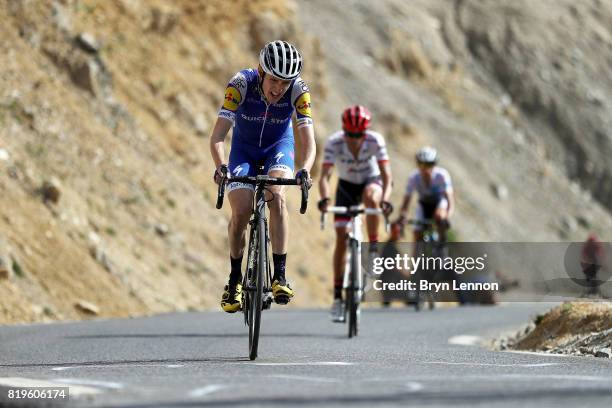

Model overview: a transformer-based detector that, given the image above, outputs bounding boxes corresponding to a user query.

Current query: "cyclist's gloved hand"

[214,164,228,185]
[318,198,330,212]
[296,168,312,189]
[381,201,394,216]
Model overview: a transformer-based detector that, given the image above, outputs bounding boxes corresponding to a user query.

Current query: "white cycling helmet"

[259,40,302,80]
[415,146,438,164]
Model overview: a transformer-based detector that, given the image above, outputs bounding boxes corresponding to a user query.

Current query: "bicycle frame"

[244,185,273,322]
[216,170,309,359]
[321,205,388,337]
[344,215,363,299]
[408,219,446,255]
[407,218,451,309]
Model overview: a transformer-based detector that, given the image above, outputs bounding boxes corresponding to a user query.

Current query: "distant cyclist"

[581,233,606,295]
[318,105,393,322]
[210,40,316,313]
[398,147,454,243]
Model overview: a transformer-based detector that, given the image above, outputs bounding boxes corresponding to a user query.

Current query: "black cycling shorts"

[334,177,382,223]
[418,197,441,220]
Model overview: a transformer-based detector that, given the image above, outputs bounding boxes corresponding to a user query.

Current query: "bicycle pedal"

[274,295,291,305]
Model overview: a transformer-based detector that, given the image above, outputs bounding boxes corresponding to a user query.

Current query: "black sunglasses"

[344,131,365,138]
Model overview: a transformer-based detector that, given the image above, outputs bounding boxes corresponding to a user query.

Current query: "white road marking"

[51,363,184,371]
[247,362,355,366]
[189,384,226,398]
[405,382,424,392]
[448,335,483,346]
[268,376,425,391]
[55,378,124,390]
[0,377,101,396]
[424,361,561,367]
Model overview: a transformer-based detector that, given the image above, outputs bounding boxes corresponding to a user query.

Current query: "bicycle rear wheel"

[347,239,359,338]
[248,216,266,360]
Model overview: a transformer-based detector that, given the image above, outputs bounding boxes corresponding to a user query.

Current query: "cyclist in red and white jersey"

[398,147,454,243]
[318,105,393,321]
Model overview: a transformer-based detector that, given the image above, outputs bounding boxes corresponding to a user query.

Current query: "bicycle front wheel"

[248,216,266,360]
[347,239,359,338]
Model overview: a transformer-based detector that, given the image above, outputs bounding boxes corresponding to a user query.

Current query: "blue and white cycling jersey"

[218,69,313,149]
[218,69,313,191]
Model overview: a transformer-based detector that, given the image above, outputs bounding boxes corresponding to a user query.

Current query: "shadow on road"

[65,332,344,340]
[0,357,250,368]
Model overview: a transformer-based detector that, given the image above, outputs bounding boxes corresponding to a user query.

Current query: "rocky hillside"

[298,0,612,241]
[1,0,611,324]
[496,302,612,359]
[0,0,329,323]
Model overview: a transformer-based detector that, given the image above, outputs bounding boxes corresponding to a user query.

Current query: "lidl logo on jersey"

[223,86,242,111]
[295,93,312,117]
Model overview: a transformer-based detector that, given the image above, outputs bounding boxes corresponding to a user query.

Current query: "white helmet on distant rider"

[259,40,303,80]
[415,146,438,165]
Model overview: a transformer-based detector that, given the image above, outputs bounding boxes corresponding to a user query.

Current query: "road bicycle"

[216,167,309,360]
[321,206,388,338]
[406,218,451,310]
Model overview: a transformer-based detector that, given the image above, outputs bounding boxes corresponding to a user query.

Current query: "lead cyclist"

[209,41,316,313]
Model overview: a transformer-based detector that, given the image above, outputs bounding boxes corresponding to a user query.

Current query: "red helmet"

[342,105,371,133]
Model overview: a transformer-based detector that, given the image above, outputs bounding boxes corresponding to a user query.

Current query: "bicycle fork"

[246,195,274,312]
[343,225,363,302]
[257,197,275,310]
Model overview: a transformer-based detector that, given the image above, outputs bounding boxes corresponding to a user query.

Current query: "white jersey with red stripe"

[322,130,389,184]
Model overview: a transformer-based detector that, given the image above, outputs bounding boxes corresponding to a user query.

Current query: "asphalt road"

[1,303,611,407]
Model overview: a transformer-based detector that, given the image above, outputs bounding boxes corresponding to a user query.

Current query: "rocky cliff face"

[298,0,612,241]
[0,0,329,323]
[457,0,612,211]
[1,0,610,323]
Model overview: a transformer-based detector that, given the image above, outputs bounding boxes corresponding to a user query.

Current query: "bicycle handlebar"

[320,206,390,232]
[298,170,309,214]
[216,173,309,214]
[228,176,302,185]
[405,218,451,230]
[215,165,228,209]
[325,206,384,215]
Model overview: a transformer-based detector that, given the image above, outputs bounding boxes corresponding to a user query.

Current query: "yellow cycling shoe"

[272,279,294,305]
[220,283,242,313]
